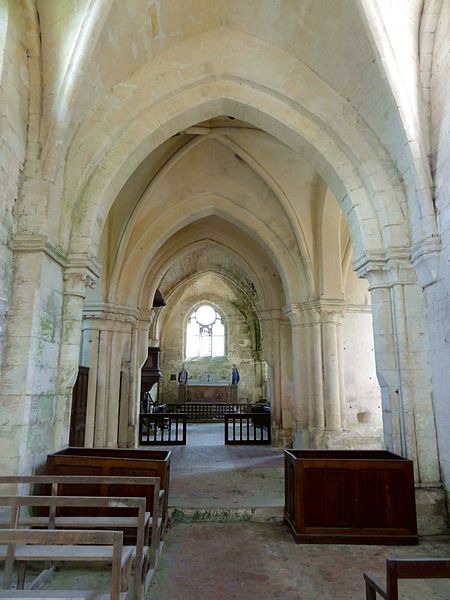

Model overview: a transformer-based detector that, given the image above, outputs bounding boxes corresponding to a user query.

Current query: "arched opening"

[185,303,225,359]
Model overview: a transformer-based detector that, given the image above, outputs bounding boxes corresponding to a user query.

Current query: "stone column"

[260,309,292,444]
[81,305,138,448]
[320,309,343,432]
[357,258,441,481]
[128,310,153,446]
[82,327,99,448]
[0,247,61,475]
[0,238,99,474]
[282,304,309,447]
[310,308,325,432]
[54,260,99,451]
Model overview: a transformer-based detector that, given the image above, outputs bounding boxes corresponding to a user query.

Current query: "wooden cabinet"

[284,449,418,545]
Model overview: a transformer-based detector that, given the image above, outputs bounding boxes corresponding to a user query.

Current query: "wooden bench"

[45,449,171,538]
[0,495,147,600]
[0,475,162,570]
[364,557,450,599]
[0,528,129,600]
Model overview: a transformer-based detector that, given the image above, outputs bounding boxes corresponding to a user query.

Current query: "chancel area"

[0,0,449,598]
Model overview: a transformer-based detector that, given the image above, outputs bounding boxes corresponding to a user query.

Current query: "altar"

[179,373,237,403]
[187,383,230,403]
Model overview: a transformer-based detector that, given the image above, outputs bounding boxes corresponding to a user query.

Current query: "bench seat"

[0,543,134,566]
[0,515,151,530]
[0,590,128,599]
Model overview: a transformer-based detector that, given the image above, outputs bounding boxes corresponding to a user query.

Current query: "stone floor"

[7,426,450,599]
[147,423,450,599]
[166,423,284,513]
[149,522,450,600]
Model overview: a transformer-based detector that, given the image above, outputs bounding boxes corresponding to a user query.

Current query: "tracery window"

[185,304,225,358]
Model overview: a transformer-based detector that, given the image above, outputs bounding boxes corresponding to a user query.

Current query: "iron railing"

[224,411,271,445]
[139,413,187,445]
[154,403,258,422]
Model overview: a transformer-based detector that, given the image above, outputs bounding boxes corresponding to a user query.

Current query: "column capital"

[281,303,304,325]
[259,308,283,322]
[283,300,345,324]
[64,254,101,297]
[354,251,418,290]
[10,233,66,267]
[411,236,441,288]
[83,301,140,323]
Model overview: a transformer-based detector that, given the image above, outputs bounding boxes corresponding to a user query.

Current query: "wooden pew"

[0,495,147,600]
[0,475,162,571]
[0,528,129,600]
[46,448,171,538]
[364,557,450,599]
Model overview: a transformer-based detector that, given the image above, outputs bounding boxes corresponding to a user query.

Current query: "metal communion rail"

[139,403,271,445]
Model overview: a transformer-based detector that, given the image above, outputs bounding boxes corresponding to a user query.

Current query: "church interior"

[0,0,449,598]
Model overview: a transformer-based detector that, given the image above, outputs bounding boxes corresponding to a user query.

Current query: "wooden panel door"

[69,366,89,447]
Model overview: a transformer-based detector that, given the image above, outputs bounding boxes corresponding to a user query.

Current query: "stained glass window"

[185,304,224,358]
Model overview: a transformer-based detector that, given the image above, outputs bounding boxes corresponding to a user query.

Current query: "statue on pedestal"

[178,364,188,385]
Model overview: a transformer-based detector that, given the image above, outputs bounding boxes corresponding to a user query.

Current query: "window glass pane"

[199,325,212,356]
[186,320,199,357]
[185,305,225,359]
[196,305,216,325]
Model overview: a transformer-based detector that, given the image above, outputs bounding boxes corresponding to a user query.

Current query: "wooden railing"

[225,411,271,445]
[155,403,255,422]
[139,413,187,445]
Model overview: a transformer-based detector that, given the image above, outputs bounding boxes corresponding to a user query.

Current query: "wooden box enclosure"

[284,449,418,545]
[46,447,171,536]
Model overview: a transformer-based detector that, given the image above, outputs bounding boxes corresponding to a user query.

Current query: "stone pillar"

[128,310,153,446]
[0,238,99,475]
[260,309,293,445]
[310,309,325,432]
[81,305,141,448]
[54,261,98,451]
[283,302,346,448]
[321,310,343,431]
[357,257,446,533]
[282,305,308,447]
[336,317,346,429]
[278,319,294,433]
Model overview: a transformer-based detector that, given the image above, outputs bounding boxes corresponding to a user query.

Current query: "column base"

[292,423,384,450]
[415,485,449,535]
[311,429,384,450]
[272,426,294,448]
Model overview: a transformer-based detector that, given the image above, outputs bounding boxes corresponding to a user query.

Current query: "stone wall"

[426,0,450,501]
[0,1,29,375]
[159,275,261,405]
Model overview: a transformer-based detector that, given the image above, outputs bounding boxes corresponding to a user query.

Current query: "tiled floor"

[149,522,450,600]
[15,427,449,600]
[147,424,450,599]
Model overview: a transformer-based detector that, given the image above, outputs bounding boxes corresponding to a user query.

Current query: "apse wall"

[159,275,261,405]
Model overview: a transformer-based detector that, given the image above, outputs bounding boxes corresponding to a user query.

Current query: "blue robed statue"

[231,365,240,385]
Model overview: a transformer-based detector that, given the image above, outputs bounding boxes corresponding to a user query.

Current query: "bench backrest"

[0,475,161,574]
[0,528,124,600]
[0,494,146,595]
[386,558,450,600]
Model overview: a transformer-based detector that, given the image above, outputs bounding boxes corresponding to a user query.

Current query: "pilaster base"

[415,485,449,535]
[272,426,294,448]
[292,423,384,450]
[293,423,311,448]
[311,429,384,450]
